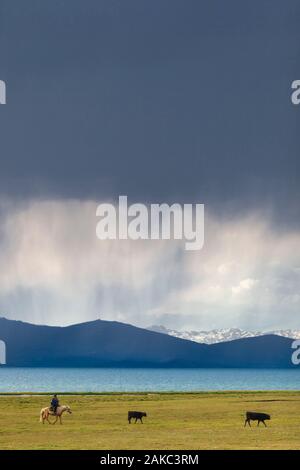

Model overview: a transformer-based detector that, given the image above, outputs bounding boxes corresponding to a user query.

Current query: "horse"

[40,405,72,425]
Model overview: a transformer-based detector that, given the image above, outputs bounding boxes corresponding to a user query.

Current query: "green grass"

[0,392,299,450]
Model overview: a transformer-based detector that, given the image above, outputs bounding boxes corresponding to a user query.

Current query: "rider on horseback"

[50,394,59,415]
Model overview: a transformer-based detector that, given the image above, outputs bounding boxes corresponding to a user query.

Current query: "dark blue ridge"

[0,317,296,368]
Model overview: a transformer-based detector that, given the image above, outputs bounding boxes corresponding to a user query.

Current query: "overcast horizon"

[0,1,299,331]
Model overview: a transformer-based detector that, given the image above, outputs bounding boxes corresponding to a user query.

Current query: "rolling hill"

[0,317,296,368]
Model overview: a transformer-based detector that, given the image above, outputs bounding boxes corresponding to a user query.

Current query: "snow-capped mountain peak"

[147,325,300,344]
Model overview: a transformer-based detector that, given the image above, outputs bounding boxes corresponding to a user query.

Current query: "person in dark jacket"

[50,394,59,414]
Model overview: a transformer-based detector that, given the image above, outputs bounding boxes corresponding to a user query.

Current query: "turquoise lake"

[0,367,299,392]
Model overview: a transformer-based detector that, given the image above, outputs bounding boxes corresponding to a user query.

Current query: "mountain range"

[147,325,300,344]
[0,317,297,368]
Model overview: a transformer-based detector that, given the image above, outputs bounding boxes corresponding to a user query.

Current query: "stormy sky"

[0,0,299,330]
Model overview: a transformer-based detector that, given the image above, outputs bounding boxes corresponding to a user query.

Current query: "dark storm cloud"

[0,0,299,223]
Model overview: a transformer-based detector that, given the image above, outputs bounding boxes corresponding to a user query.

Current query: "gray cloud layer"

[0,199,299,330]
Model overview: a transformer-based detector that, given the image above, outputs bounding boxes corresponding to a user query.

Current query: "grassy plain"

[0,391,299,450]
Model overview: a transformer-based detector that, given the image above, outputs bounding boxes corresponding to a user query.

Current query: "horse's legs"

[59,415,62,425]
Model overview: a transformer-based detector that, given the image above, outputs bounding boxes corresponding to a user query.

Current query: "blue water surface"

[0,367,299,392]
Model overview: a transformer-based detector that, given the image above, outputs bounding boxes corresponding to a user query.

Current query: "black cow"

[244,411,271,427]
[128,411,147,424]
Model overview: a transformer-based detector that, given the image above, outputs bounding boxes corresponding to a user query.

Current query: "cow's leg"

[135,418,137,423]
[128,417,131,424]
[140,418,143,423]
[263,421,267,427]
[244,419,247,427]
[257,420,260,427]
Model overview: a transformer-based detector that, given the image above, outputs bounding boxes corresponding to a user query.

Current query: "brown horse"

[40,405,72,424]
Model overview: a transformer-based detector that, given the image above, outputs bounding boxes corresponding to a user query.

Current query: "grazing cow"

[244,411,271,427]
[128,411,147,424]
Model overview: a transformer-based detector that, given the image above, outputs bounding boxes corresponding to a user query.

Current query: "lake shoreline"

[0,390,299,396]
